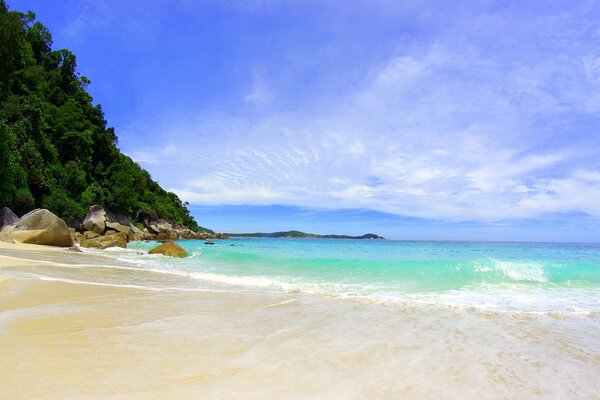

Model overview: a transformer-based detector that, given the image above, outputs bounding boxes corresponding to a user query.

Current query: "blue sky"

[11,0,600,241]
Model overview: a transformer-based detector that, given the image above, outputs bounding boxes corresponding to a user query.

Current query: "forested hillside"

[0,1,201,230]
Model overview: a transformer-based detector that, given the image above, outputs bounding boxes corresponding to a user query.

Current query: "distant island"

[225,230,384,240]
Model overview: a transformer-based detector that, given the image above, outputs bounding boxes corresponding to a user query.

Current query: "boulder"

[128,224,147,241]
[106,221,131,237]
[148,240,188,258]
[83,231,100,239]
[68,217,84,231]
[143,210,173,235]
[145,221,172,235]
[83,204,106,235]
[145,223,159,235]
[68,228,78,244]
[155,219,173,233]
[177,228,195,239]
[74,231,84,244]
[130,223,144,234]
[4,209,73,247]
[157,231,178,241]
[143,211,159,234]
[79,232,127,249]
[146,210,160,221]
[0,207,20,230]
[0,231,14,243]
[111,213,132,226]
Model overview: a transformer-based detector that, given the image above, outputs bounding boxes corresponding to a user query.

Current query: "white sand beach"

[1,241,599,399]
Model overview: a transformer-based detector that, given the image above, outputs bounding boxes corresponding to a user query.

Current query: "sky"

[10,0,600,241]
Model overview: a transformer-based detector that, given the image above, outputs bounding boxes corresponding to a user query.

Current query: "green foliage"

[41,187,84,222]
[0,1,201,230]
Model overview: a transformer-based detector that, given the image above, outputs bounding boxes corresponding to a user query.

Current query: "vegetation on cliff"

[0,1,202,230]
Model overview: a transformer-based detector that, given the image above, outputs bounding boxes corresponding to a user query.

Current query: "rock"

[130,224,144,234]
[148,240,188,258]
[106,221,131,236]
[111,213,132,226]
[83,204,106,235]
[79,232,127,249]
[4,209,73,247]
[83,231,100,239]
[147,210,160,221]
[143,211,160,234]
[145,223,159,235]
[0,231,14,243]
[177,228,206,240]
[68,217,84,231]
[129,224,147,241]
[157,231,178,241]
[204,240,215,245]
[0,207,20,230]
[68,228,78,244]
[66,246,82,252]
[143,210,173,235]
[156,219,172,233]
[129,223,144,234]
[74,232,84,243]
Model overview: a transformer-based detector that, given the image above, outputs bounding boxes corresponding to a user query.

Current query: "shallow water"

[121,239,600,315]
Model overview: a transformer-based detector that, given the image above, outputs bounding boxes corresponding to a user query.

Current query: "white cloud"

[121,2,600,223]
[244,69,272,104]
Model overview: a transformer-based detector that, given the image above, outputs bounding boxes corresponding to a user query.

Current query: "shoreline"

[1,241,599,399]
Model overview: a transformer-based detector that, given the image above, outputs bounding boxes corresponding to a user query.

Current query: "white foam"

[35,275,238,293]
[474,259,549,283]
[11,245,596,317]
[173,270,600,315]
[188,272,281,288]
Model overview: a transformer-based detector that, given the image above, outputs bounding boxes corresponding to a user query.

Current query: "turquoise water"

[124,239,600,313]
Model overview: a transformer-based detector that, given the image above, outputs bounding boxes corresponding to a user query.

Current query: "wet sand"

[1,242,599,399]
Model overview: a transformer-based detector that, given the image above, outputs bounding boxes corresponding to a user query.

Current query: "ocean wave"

[20,251,600,316]
[478,259,549,283]
[158,268,600,316]
[188,272,282,288]
[103,241,600,315]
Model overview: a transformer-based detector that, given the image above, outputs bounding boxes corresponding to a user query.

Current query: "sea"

[122,238,600,315]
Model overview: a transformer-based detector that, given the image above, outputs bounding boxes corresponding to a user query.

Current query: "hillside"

[0,2,203,230]
[226,231,384,239]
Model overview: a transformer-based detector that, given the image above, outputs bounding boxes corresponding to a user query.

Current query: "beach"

[1,240,599,399]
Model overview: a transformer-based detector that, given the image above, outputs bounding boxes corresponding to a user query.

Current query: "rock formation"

[83,205,107,234]
[3,209,73,247]
[148,240,188,258]
[1,204,224,249]
[0,207,19,230]
[0,231,14,243]
[106,221,131,237]
[79,231,127,249]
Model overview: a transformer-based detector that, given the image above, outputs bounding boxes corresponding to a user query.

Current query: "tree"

[0,1,203,230]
